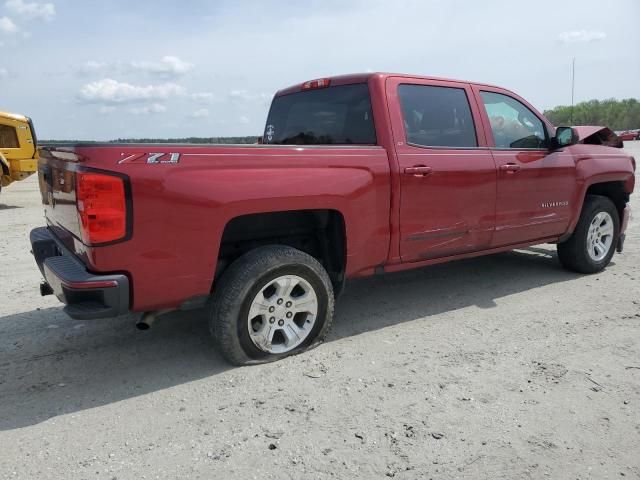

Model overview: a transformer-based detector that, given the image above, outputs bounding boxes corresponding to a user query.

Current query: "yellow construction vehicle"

[0,110,38,194]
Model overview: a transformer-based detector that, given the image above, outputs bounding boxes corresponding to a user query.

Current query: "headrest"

[420,103,455,130]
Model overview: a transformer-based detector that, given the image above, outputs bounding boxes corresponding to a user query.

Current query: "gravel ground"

[1,142,639,480]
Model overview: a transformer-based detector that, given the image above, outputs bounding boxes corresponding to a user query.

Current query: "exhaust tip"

[40,282,54,296]
[136,309,171,331]
[136,311,156,331]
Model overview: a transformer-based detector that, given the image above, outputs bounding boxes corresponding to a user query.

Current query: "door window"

[480,91,547,149]
[398,84,477,148]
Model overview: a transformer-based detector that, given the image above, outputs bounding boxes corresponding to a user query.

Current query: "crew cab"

[31,73,635,365]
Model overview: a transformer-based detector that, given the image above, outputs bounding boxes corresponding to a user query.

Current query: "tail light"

[76,172,129,245]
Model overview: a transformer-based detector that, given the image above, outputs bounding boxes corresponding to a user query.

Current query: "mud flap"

[616,233,625,253]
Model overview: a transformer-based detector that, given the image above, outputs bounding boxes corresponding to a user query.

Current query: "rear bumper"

[30,227,130,319]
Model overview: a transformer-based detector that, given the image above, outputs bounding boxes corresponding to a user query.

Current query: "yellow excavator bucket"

[0,110,39,191]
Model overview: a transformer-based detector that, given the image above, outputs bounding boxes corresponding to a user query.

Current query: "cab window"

[480,91,547,149]
[264,84,376,145]
[398,84,477,148]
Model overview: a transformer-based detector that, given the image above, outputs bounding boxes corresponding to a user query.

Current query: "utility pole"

[570,57,575,124]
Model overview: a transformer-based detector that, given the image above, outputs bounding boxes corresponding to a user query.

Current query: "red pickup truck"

[31,73,635,365]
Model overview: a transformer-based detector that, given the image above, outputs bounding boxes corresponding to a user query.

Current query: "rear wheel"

[557,195,619,273]
[208,245,334,365]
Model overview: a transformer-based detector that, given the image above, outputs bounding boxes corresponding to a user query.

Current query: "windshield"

[263,83,376,145]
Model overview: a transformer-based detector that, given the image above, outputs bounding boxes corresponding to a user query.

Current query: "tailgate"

[38,148,83,247]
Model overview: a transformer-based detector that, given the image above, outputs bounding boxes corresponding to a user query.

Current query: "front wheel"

[557,195,620,274]
[208,245,335,365]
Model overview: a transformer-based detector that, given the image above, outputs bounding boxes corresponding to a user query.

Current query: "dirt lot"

[1,143,639,480]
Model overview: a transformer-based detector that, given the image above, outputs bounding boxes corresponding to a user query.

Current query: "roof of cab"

[274,72,503,97]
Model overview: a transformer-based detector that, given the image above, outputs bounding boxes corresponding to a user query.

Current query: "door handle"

[499,163,521,173]
[404,165,433,176]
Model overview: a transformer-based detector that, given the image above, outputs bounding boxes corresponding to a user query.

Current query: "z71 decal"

[146,152,180,164]
[118,152,181,164]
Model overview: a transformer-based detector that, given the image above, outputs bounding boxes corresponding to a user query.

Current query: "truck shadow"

[330,247,580,339]
[0,247,580,431]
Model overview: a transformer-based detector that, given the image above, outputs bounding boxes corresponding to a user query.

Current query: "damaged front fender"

[573,126,623,148]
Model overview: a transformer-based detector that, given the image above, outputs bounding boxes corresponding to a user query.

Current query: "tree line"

[543,98,640,131]
[42,136,260,144]
[41,98,640,144]
[109,136,260,144]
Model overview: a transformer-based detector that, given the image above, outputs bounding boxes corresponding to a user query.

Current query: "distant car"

[617,130,640,141]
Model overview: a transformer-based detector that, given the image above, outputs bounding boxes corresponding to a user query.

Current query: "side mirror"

[553,126,579,148]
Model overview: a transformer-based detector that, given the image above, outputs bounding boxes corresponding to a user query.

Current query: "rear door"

[472,86,576,247]
[386,77,497,262]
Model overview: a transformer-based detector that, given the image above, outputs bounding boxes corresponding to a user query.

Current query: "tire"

[557,195,620,274]
[207,245,335,366]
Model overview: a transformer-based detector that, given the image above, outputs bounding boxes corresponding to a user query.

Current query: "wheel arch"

[214,209,347,295]
[584,181,629,219]
[563,177,631,241]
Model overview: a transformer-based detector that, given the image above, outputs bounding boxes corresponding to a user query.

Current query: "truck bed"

[37,143,392,311]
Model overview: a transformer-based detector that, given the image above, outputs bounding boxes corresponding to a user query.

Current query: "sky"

[0,0,638,140]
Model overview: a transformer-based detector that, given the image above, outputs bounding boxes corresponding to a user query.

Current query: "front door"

[386,78,497,262]
[473,87,577,247]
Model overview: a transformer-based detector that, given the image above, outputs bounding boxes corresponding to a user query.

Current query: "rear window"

[264,83,376,145]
